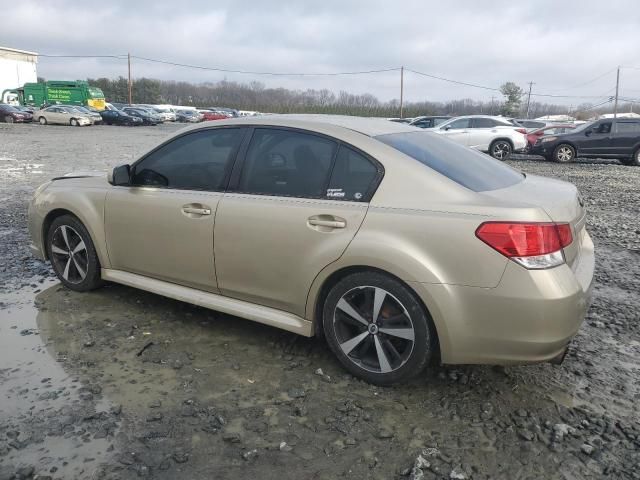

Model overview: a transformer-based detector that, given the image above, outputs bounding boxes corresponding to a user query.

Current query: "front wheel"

[39,116,47,125]
[553,144,575,163]
[5,115,14,123]
[489,140,512,160]
[46,215,104,291]
[323,272,433,385]
[70,118,79,127]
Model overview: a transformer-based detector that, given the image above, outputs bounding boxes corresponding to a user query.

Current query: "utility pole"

[525,81,535,119]
[399,66,404,119]
[127,52,132,106]
[490,96,495,115]
[613,66,620,119]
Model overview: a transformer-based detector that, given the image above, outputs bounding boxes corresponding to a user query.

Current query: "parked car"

[28,116,594,385]
[100,109,143,126]
[388,117,413,124]
[33,106,92,126]
[121,107,161,125]
[525,125,576,149]
[14,105,35,115]
[65,105,103,125]
[514,119,553,130]
[529,118,640,165]
[427,115,527,160]
[409,116,451,129]
[176,109,201,123]
[0,103,33,123]
[200,110,228,121]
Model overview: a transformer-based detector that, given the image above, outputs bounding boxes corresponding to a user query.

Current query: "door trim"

[101,268,314,336]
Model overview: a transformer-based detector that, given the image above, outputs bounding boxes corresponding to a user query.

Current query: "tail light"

[515,128,527,134]
[475,222,573,269]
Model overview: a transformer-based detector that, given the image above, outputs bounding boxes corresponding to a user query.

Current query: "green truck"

[2,80,106,110]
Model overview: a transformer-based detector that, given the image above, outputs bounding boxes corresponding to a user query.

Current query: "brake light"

[475,222,573,269]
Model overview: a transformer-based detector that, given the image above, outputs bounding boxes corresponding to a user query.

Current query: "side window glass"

[445,118,470,129]
[238,129,337,198]
[131,129,243,190]
[594,122,611,134]
[327,146,378,202]
[472,118,496,128]
[616,122,640,134]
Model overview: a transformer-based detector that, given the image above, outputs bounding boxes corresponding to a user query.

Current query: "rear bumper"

[412,230,595,365]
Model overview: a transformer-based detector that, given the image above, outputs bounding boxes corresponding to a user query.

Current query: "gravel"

[0,123,639,479]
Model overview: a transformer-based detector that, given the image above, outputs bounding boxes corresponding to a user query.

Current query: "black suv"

[530,118,640,166]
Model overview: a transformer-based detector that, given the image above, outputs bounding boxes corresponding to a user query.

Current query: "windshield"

[375,131,524,192]
[569,121,593,133]
[1,105,19,112]
[433,117,449,126]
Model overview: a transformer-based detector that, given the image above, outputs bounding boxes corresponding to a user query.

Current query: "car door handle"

[308,216,346,229]
[182,205,211,215]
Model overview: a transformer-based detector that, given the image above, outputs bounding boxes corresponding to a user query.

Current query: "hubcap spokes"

[494,143,510,159]
[334,286,415,374]
[50,225,88,284]
[559,147,572,161]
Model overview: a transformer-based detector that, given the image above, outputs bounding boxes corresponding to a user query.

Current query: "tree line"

[84,76,623,120]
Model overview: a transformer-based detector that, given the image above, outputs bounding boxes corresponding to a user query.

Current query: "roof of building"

[0,46,38,56]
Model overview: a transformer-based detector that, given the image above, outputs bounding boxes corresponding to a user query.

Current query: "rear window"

[375,131,524,192]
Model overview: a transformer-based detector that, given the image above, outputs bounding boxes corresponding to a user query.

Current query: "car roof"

[175,114,420,137]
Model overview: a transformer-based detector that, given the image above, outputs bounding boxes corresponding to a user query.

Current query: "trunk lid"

[482,174,586,269]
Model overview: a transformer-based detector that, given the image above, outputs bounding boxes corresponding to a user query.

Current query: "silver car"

[34,106,92,127]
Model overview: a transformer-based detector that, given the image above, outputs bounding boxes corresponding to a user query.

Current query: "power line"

[405,68,499,92]
[545,68,617,93]
[132,55,401,76]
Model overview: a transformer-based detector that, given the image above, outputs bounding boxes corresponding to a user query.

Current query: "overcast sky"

[3,0,640,105]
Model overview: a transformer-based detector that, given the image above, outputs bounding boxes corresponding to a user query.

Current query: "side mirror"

[584,129,592,136]
[109,164,131,186]
[443,125,452,131]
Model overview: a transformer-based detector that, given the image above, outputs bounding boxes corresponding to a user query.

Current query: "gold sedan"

[28,116,594,384]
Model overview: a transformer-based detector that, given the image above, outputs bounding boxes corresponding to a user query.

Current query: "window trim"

[226,125,384,203]
[128,126,249,193]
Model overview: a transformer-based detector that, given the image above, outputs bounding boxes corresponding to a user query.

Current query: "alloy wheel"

[50,225,88,284]
[557,146,574,162]
[333,286,415,374]
[491,141,511,160]
[5,116,14,123]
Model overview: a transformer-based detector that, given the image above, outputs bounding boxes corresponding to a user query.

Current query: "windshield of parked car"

[0,105,19,112]
[375,131,524,192]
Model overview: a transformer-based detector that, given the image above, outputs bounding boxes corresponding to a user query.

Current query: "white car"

[428,115,527,160]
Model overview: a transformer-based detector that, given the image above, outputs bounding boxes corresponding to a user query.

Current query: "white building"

[0,46,38,103]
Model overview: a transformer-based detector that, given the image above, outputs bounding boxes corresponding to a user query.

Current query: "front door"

[581,120,613,156]
[438,118,470,146]
[104,127,245,292]
[214,128,381,317]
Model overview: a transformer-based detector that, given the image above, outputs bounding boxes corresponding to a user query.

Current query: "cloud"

[3,0,640,103]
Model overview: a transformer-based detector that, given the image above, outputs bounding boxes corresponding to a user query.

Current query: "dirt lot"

[1,122,639,480]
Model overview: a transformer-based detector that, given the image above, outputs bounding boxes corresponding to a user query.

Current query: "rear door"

[581,120,613,156]
[213,128,381,317]
[105,127,245,292]
[611,120,640,156]
[468,117,501,150]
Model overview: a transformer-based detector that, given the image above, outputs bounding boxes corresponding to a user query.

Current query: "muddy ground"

[0,122,639,480]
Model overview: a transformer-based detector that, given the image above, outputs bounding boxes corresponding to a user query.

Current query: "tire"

[70,118,79,127]
[322,271,433,385]
[489,139,512,160]
[5,115,14,123]
[621,148,640,166]
[553,144,575,163]
[46,215,104,292]
[39,116,47,125]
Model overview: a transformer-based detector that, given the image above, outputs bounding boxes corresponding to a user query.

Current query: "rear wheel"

[620,148,640,166]
[553,144,575,163]
[70,118,79,127]
[39,116,47,125]
[489,140,512,160]
[323,271,433,385]
[46,215,104,291]
[5,115,14,123]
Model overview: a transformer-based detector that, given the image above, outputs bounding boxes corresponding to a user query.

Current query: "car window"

[131,129,243,190]
[471,118,497,128]
[376,131,524,192]
[327,146,379,201]
[443,118,470,129]
[238,128,337,198]
[433,117,449,126]
[593,122,611,134]
[616,122,640,134]
[412,119,432,128]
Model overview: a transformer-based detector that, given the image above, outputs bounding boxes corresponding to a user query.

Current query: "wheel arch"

[308,264,442,363]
